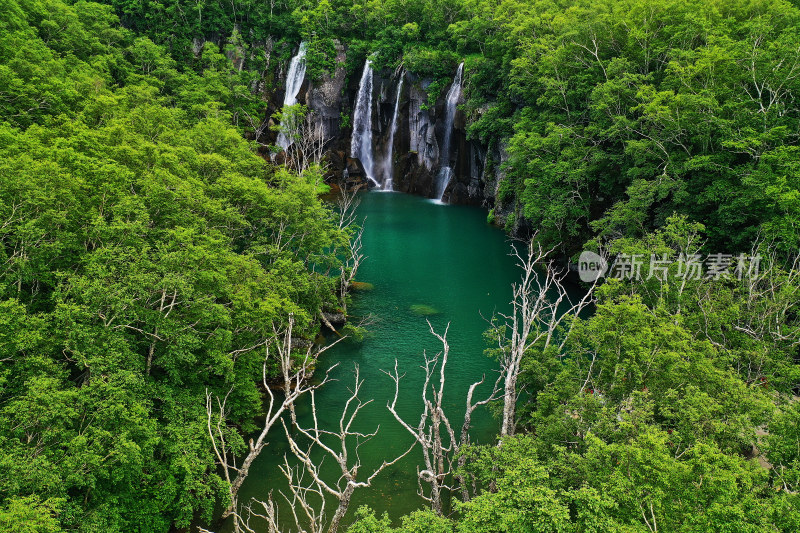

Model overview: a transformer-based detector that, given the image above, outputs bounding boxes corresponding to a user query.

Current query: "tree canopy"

[0,0,347,529]
[2,0,799,531]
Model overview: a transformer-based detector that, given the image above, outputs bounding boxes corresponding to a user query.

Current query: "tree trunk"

[328,483,355,533]
[220,442,263,519]
[501,372,517,437]
[146,341,155,376]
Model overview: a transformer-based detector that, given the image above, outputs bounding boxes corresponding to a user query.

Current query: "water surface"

[228,192,522,530]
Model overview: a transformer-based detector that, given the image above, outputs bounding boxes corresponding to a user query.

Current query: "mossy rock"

[410,304,439,316]
[350,281,375,291]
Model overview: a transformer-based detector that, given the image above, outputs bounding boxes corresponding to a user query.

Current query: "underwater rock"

[410,304,439,316]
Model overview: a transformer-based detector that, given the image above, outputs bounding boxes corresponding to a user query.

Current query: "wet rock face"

[258,41,506,207]
[306,41,347,143]
[447,141,487,205]
[407,76,440,173]
[192,38,205,57]
[389,71,487,204]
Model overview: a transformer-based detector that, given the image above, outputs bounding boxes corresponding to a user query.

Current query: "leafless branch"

[282,365,414,533]
[206,313,343,531]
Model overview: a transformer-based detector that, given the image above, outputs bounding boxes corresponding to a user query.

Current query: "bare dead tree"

[281,365,414,533]
[216,454,330,533]
[205,314,344,531]
[735,248,800,349]
[493,236,599,437]
[335,184,361,232]
[198,498,280,533]
[456,371,501,502]
[278,106,329,176]
[672,222,706,316]
[336,186,365,317]
[648,232,800,384]
[318,184,366,325]
[292,111,328,176]
[385,324,453,514]
[385,321,501,513]
[337,225,365,318]
[273,463,327,533]
[239,462,327,533]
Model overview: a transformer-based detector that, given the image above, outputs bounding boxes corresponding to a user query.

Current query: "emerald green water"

[224,192,522,531]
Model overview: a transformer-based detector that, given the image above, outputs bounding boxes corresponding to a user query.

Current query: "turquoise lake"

[224,191,523,531]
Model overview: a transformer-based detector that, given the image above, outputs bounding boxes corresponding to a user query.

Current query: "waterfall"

[276,42,307,150]
[351,59,378,186]
[382,76,403,191]
[434,62,464,201]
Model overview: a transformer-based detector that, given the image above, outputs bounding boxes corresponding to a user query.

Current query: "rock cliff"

[243,41,513,223]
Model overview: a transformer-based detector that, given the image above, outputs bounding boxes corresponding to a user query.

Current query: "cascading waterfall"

[434,62,464,201]
[381,76,403,191]
[276,42,307,150]
[351,59,378,186]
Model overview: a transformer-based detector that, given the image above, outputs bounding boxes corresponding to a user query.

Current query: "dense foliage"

[349,218,800,531]
[2,0,799,531]
[0,0,346,529]
[100,0,800,257]
[462,0,800,256]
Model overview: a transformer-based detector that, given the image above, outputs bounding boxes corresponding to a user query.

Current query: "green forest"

[1,0,799,531]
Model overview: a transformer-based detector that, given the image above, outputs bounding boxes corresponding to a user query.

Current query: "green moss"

[410,304,439,316]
